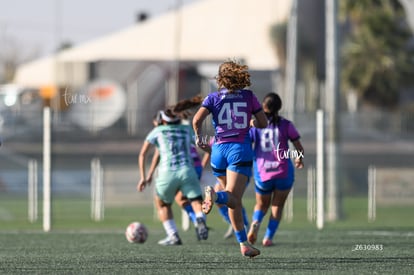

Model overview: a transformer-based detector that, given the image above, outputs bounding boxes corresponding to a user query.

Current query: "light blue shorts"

[253,159,295,195]
[210,142,253,177]
[156,166,202,204]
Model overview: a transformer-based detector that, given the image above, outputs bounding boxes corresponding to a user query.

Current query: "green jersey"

[146,124,195,172]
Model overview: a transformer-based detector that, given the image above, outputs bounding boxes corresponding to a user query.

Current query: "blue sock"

[218,205,231,224]
[234,229,247,243]
[252,210,265,223]
[264,219,280,240]
[183,204,197,225]
[242,207,249,227]
[215,191,228,204]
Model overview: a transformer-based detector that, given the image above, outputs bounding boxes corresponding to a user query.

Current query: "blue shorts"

[254,159,295,195]
[210,142,253,177]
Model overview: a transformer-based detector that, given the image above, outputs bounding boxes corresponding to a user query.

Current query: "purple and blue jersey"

[201,89,262,144]
[249,117,300,181]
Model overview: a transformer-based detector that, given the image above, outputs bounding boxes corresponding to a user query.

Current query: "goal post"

[91,158,104,221]
[367,165,376,222]
[307,165,316,222]
[28,159,38,223]
[316,109,325,230]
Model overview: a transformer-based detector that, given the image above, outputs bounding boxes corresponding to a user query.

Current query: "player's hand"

[196,136,210,152]
[145,175,153,184]
[295,158,304,169]
[250,119,256,128]
[198,144,210,153]
[137,179,147,192]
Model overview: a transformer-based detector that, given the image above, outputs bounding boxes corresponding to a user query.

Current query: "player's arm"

[192,106,210,152]
[292,139,304,169]
[201,149,211,168]
[137,141,152,191]
[252,110,268,128]
[146,148,160,183]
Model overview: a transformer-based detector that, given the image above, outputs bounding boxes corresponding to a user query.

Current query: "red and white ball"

[125,222,148,243]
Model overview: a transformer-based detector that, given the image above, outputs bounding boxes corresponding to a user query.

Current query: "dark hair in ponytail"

[263,93,282,125]
[160,95,203,124]
[172,95,203,117]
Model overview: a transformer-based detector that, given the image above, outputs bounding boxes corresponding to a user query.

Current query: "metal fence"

[0,108,413,228]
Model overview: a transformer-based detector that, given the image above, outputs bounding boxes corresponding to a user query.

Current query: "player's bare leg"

[226,170,260,258]
[262,189,291,246]
[155,195,182,245]
[248,192,271,244]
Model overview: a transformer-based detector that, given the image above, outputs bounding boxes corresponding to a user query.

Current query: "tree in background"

[0,34,40,84]
[0,33,72,84]
[56,41,73,52]
[340,0,414,109]
[270,0,414,111]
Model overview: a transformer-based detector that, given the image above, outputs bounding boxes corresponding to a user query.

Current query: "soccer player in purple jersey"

[193,60,267,258]
[247,93,304,247]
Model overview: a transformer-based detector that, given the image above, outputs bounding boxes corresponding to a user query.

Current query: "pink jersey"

[249,117,300,181]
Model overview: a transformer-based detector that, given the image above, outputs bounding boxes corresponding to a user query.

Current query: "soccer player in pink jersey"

[247,93,304,247]
[193,60,267,258]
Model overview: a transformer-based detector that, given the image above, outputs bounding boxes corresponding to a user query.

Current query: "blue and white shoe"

[196,217,208,240]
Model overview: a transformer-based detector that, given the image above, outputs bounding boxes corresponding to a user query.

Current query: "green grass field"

[1,196,413,274]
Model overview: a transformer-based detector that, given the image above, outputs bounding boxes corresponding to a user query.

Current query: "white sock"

[195,212,206,221]
[162,219,178,237]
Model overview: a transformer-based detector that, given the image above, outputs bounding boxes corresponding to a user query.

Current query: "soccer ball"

[125,222,148,243]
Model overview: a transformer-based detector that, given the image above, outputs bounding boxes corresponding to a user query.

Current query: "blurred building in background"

[10,0,291,138]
